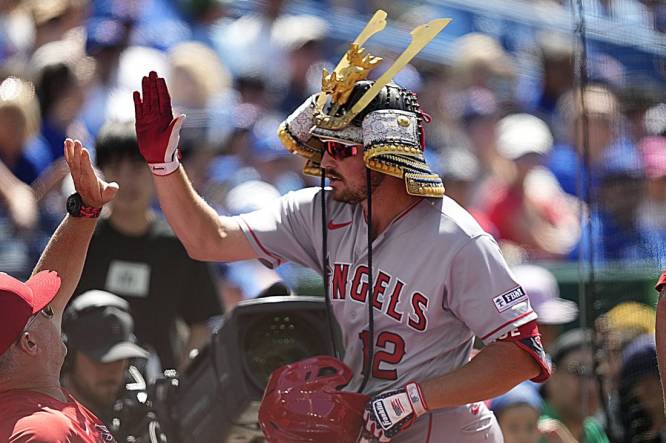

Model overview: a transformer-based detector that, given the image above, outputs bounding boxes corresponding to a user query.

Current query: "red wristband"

[79,205,101,218]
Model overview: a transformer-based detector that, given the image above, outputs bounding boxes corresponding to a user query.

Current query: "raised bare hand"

[63,138,118,208]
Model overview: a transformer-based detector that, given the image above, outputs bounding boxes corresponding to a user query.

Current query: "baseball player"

[131,17,550,443]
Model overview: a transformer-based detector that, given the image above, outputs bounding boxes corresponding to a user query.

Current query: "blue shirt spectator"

[567,143,665,264]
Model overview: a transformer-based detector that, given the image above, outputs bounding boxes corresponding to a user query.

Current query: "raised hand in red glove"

[133,71,185,176]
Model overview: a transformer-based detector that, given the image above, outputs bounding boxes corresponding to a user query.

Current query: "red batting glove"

[363,382,429,442]
[133,71,185,176]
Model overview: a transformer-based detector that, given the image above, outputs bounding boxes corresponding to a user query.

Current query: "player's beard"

[68,369,121,414]
[328,170,384,203]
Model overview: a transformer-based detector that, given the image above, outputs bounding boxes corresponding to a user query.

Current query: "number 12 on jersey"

[358,330,406,380]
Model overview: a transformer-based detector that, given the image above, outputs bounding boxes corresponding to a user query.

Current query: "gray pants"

[392,402,504,443]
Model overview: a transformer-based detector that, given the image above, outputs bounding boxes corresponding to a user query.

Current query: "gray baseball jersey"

[234,187,536,442]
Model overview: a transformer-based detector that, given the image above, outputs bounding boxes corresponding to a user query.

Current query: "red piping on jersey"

[514,339,552,383]
[238,216,283,266]
[424,414,432,443]
[480,310,535,341]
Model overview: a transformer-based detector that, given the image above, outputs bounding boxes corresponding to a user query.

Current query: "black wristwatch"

[66,193,101,218]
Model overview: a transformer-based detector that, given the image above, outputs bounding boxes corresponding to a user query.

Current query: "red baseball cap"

[0,271,61,356]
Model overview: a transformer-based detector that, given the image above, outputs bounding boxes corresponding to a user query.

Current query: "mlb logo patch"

[493,286,527,312]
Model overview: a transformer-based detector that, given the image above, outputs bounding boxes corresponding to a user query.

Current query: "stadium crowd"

[0,0,664,442]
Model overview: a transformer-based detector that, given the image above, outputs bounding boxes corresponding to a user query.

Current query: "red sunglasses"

[325,141,360,160]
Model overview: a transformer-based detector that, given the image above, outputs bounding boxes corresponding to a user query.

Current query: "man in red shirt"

[0,138,119,443]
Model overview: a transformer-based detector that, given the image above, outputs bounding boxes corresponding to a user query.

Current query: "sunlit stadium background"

[0,0,664,441]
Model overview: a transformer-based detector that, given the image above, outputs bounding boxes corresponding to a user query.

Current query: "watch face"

[67,194,81,215]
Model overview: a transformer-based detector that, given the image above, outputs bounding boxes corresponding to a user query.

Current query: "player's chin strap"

[358,168,374,393]
[321,171,339,359]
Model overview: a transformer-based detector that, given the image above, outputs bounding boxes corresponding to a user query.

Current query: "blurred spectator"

[108,46,169,121]
[202,102,265,208]
[176,0,229,46]
[29,39,92,164]
[511,264,578,352]
[397,4,442,28]
[168,41,230,111]
[85,17,130,84]
[439,146,499,236]
[619,83,663,145]
[618,334,664,443]
[451,33,517,109]
[638,136,666,235]
[0,76,48,278]
[28,0,81,50]
[596,302,656,418]
[0,76,45,184]
[0,174,46,283]
[573,144,655,262]
[273,15,328,113]
[204,104,306,197]
[235,72,271,109]
[210,0,289,85]
[0,156,51,284]
[457,87,515,211]
[548,85,622,198]
[541,329,610,443]
[81,16,131,136]
[167,41,236,190]
[587,54,626,93]
[490,382,544,443]
[644,103,666,138]
[61,289,149,428]
[530,32,574,130]
[125,0,193,51]
[461,87,501,173]
[0,75,42,227]
[551,85,661,261]
[485,113,580,259]
[0,0,33,68]
[0,161,37,232]
[73,121,223,371]
[418,67,463,154]
[247,117,306,194]
[439,147,481,208]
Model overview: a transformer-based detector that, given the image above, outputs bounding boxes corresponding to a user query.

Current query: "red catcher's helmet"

[259,355,369,442]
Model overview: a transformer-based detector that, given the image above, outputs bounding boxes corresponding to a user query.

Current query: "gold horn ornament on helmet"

[313,15,452,131]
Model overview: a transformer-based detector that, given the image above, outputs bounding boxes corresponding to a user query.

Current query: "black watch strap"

[67,193,101,218]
